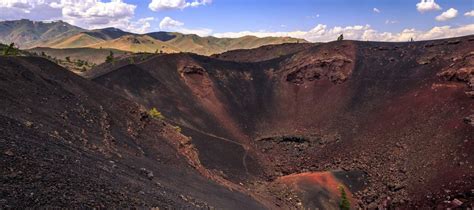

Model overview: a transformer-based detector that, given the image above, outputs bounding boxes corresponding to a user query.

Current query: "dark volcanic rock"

[0,56,266,209]
[2,35,474,209]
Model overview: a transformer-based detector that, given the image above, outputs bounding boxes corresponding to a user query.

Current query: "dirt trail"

[167,119,251,175]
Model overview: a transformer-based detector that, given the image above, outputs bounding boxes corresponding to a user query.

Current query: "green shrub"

[2,43,18,56]
[148,108,164,120]
[339,185,350,210]
[105,50,114,63]
[76,59,85,67]
[174,126,182,133]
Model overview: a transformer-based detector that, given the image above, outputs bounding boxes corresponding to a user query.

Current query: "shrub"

[337,34,344,41]
[65,56,71,62]
[76,59,85,67]
[148,108,164,120]
[2,43,17,56]
[105,50,114,63]
[174,126,182,133]
[339,185,350,210]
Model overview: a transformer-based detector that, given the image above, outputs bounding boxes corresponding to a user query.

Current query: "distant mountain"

[0,19,307,56]
[0,19,85,48]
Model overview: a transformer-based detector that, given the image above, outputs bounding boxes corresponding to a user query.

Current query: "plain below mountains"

[0,19,306,58]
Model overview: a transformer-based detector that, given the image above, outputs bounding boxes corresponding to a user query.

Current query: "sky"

[0,0,473,42]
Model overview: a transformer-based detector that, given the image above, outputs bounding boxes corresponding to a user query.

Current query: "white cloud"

[149,0,211,11]
[385,19,399,24]
[0,0,137,29]
[213,23,474,43]
[159,16,212,36]
[465,10,474,17]
[307,14,320,19]
[416,0,441,13]
[57,0,136,28]
[0,0,62,20]
[159,16,184,29]
[373,8,380,13]
[127,17,155,34]
[436,8,458,21]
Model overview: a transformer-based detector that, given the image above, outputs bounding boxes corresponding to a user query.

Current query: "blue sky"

[0,0,473,42]
[130,0,473,33]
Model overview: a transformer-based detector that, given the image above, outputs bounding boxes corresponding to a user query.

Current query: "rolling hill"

[0,19,307,57]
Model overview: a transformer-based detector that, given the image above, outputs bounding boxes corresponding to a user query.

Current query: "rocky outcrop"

[280,42,356,85]
[285,57,353,84]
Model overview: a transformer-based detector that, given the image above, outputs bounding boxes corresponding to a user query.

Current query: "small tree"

[337,34,344,41]
[3,43,16,56]
[148,108,165,120]
[65,56,71,62]
[105,50,114,63]
[339,185,350,210]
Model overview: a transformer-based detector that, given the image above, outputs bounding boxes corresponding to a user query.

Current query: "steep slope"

[92,36,474,208]
[0,19,85,48]
[0,56,270,209]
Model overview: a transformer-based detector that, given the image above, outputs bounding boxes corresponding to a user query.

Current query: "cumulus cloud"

[373,8,380,13]
[159,16,212,36]
[436,8,458,21]
[159,16,184,29]
[213,23,474,43]
[465,10,474,17]
[127,17,155,34]
[416,0,441,13]
[149,0,211,11]
[0,0,62,20]
[56,0,136,28]
[0,0,137,29]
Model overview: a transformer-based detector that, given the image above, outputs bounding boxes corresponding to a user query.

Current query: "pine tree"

[337,34,344,41]
[3,43,15,56]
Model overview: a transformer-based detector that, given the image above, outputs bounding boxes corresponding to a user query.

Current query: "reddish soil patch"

[275,171,359,209]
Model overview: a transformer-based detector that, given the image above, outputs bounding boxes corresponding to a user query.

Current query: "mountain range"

[0,19,306,56]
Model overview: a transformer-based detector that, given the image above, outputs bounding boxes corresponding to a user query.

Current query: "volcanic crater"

[1,36,473,209]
